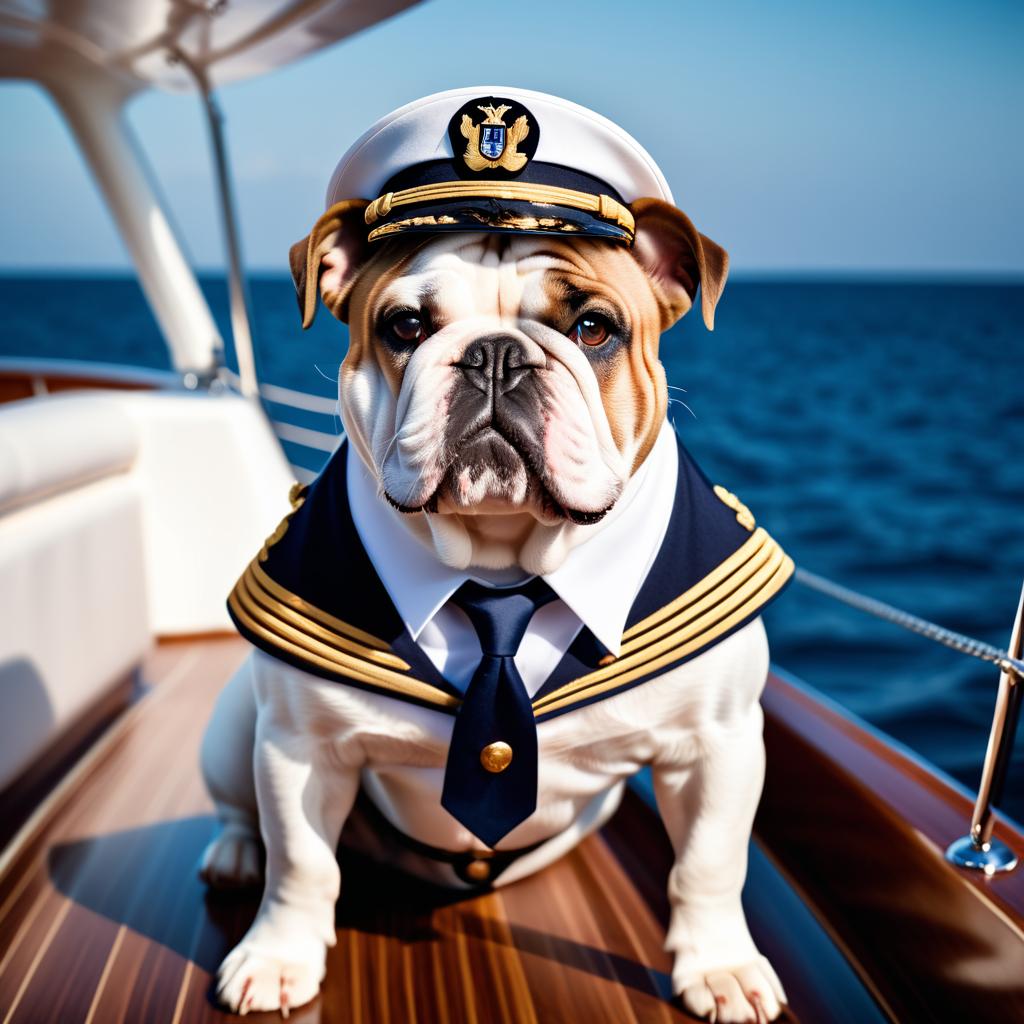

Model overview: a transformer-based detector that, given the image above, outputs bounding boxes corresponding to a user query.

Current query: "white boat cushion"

[0,393,140,515]
[104,391,293,635]
[0,473,150,791]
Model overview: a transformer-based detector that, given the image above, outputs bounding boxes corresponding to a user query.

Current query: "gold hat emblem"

[460,104,531,173]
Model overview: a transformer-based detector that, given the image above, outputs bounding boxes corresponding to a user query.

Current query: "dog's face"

[290,200,727,539]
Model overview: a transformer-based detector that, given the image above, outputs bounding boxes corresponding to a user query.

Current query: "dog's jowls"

[201,201,788,1022]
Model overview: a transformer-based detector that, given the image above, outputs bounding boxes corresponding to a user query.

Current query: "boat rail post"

[170,49,260,401]
[945,579,1023,874]
[46,62,225,383]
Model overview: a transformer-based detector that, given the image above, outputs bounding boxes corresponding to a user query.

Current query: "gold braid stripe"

[616,533,776,659]
[241,566,410,671]
[250,560,391,652]
[229,584,459,710]
[362,180,635,234]
[622,528,770,644]
[232,533,791,718]
[533,554,794,717]
[532,547,793,714]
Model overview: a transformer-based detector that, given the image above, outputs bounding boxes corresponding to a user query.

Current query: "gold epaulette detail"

[713,484,756,531]
[531,529,794,717]
[229,561,459,710]
[258,482,308,563]
[249,560,391,652]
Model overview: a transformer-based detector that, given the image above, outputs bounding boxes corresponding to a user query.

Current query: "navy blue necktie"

[440,577,556,848]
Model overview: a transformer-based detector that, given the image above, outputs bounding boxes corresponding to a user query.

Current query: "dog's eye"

[569,314,611,348]
[385,312,428,345]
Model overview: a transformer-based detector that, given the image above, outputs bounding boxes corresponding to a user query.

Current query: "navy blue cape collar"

[227,434,793,720]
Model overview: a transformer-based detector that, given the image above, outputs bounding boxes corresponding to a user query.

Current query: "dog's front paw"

[676,956,787,1023]
[199,823,263,889]
[215,940,325,1016]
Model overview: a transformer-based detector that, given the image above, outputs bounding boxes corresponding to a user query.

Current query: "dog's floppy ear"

[288,199,371,329]
[630,198,729,330]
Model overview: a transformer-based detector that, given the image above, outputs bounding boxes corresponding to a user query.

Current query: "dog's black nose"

[455,335,536,394]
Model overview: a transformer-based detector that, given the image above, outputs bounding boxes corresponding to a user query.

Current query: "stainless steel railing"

[251,379,344,482]
[795,569,1022,874]
[944,585,1022,874]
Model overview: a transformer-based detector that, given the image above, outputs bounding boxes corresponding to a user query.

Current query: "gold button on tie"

[480,741,513,773]
[465,859,491,881]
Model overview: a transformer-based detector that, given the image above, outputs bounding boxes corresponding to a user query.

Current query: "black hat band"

[363,179,634,244]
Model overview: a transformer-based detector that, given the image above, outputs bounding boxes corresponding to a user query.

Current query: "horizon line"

[0,267,1022,285]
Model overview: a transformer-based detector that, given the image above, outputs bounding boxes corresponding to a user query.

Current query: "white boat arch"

[0,0,420,382]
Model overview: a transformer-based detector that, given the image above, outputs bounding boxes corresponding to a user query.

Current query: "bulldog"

[199,88,792,1023]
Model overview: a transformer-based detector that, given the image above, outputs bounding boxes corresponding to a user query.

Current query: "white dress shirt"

[346,419,680,695]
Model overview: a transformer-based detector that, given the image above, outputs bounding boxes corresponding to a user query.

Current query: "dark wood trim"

[155,630,241,645]
[0,362,175,406]
[758,670,1024,1022]
[0,374,155,405]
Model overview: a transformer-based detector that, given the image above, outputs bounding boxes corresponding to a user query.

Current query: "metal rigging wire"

[794,567,1024,682]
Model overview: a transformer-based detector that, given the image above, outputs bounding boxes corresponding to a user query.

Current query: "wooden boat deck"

[0,636,916,1023]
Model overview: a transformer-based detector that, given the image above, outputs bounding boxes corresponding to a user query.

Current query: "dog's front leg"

[653,634,787,1022]
[215,708,359,1016]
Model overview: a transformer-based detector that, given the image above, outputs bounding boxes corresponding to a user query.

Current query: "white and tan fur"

[200,201,786,1022]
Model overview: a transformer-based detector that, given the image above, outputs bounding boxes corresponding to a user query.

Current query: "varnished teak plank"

[0,637,704,1024]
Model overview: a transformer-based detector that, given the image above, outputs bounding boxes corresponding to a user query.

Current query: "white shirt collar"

[346,419,679,657]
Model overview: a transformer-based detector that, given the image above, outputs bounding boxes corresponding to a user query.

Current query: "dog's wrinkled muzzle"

[445,333,547,473]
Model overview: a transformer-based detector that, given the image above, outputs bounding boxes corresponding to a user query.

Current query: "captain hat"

[324,85,674,247]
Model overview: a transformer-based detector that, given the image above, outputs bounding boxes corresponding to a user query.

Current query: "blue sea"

[3,274,1023,822]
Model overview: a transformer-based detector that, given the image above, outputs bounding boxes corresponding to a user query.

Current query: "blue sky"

[1,0,1021,275]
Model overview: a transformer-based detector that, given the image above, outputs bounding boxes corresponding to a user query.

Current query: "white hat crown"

[325,85,673,210]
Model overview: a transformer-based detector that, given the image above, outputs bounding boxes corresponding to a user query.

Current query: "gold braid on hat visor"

[362,180,635,240]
